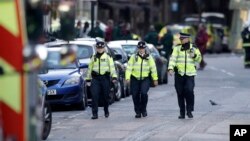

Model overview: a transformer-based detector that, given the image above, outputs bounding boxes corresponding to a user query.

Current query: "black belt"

[91,71,110,78]
[131,75,149,80]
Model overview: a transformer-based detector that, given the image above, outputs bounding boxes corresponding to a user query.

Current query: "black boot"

[142,112,147,117]
[178,115,185,119]
[104,108,109,118]
[135,113,141,118]
[187,112,193,118]
[91,114,98,120]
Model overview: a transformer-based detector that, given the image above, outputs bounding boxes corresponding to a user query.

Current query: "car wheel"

[125,85,130,96]
[77,93,87,110]
[115,81,122,101]
[162,72,168,84]
[42,102,52,140]
[120,77,126,98]
[109,84,115,105]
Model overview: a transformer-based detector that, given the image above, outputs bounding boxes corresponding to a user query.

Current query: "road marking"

[208,66,235,77]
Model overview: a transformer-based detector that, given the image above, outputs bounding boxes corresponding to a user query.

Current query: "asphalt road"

[46,53,250,141]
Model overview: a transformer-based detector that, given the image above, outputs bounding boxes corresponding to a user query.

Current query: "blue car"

[39,47,88,110]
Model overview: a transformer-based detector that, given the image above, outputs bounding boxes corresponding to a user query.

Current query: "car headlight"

[63,76,80,86]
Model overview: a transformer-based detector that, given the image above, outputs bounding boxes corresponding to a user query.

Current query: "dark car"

[39,47,88,110]
[107,43,130,97]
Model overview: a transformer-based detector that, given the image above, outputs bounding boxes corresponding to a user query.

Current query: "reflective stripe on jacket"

[168,44,201,76]
[125,54,158,81]
[86,53,117,80]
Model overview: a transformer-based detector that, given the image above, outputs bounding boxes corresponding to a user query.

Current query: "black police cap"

[179,33,191,39]
[96,41,105,48]
[137,41,147,48]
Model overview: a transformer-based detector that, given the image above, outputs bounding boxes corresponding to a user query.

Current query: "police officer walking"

[86,41,117,119]
[168,33,201,119]
[126,41,158,118]
[241,25,250,68]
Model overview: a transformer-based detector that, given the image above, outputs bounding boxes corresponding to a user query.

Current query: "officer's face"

[96,47,105,53]
[180,38,189,44]
[138,48,145,54]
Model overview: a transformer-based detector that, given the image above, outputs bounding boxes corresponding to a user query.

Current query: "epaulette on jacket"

[191,43,198,48]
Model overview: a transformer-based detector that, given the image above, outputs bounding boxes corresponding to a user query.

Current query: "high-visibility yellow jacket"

[168,44,201,76]
[86,52,117,80]
[125,54,158,81]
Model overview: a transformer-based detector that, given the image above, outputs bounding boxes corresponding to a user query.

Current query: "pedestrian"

[168,33,201,119]
[75,20,82,38]
[88,21,104,38]
[85,41,117,119]
[82,21,90,38]
[105,19,114,42]
[159,29,174,60]
[195,24,208,70]
[241,25,250,68]
[125,41,158,118]
[144,25,159,47]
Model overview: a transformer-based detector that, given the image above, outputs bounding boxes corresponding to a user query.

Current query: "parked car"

[108,40,168,84]
[39,46,88,110]
[108,43,130,97]
[46,39,124,104]
[38,79,52,140]
[201,12,230,53]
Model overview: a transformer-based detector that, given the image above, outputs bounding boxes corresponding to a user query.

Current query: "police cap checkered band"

[179,33,191,38]
[96,41,105,48]
[137,41,146,48]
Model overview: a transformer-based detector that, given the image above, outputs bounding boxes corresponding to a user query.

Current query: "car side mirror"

[79,63,88,69]
[114,54,122,61]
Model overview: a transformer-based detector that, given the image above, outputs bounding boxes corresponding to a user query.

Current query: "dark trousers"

[90,76,110,115]
[244,47,250,67]
[130,76,150,114]
[174,73,195,115]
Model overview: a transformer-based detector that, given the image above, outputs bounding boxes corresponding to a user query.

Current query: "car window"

[76,45,93,59]
[149,47,160,57]
[205,16,226,25]
[122,45,137,55]
[47,50,76,69]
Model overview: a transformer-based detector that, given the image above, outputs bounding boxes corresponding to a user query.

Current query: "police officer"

[85,41,117,119]
[125,41,158,118]
[168,33,201,119]
[241,25,250,68]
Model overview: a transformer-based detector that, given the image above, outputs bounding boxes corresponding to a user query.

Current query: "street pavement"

[46,53,250,141]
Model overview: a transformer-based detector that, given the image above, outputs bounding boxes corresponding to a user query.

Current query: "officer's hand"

[126,80,130,85]
[153,80,158,86]
[168,69,174,76]
[86,82,91,86]
[112,78,117,83]
[190,52,195,58]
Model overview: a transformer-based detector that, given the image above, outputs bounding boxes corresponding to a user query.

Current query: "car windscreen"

[205,16,226,25]
[122,45,137,55]
[149,47,160,57]
[47,50,76,69]
[75,44,94,59]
